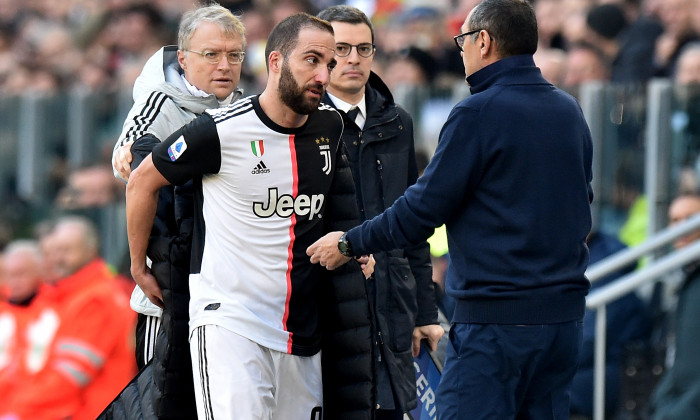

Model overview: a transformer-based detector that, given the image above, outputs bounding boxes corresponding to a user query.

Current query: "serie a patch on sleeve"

[168,136,188,161]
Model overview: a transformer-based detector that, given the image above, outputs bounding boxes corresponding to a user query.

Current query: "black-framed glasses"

[335,42,376,58]
[185,49,245,64]
[453,29,482,52]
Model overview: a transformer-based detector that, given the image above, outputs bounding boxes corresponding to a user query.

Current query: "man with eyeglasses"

[316,5,444,420]
[109,3,245,417]
[308,0,594,418]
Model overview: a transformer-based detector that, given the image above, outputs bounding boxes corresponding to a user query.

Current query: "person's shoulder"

[318,101,342,116]
[313,102,343,125]
[206,95,256,119]
[448,95,483,119]
[394,103,413,121]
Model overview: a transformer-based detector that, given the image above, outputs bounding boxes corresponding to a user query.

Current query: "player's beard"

[279,61,324,115]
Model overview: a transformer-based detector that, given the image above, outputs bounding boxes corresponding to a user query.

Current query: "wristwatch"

[338,232,353,257]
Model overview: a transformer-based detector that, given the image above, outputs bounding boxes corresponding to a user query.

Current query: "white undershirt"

[326,92,366,129]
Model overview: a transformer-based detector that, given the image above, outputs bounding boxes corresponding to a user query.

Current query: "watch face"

[338,235,351,256]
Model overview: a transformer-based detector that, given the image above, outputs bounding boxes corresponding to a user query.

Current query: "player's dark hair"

[265,12,334,71]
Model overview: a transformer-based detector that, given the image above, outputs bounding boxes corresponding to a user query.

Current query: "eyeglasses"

[185,49,245,64]
[453,29,483,52]
[335,43,376,58]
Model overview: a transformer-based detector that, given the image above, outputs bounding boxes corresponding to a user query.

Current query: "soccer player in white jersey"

[125,12,369,420]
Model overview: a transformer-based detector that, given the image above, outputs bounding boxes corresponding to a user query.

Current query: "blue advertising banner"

[408,343,442,420]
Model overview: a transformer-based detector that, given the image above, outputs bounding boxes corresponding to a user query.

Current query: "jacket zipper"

[376,159,385,207]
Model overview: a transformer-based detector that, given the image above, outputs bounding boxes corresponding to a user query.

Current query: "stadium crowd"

[2,0,700,418]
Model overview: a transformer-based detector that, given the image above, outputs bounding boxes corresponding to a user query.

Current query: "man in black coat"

[317,6,444,419]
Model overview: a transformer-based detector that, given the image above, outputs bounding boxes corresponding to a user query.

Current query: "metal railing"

[585,212,700,420]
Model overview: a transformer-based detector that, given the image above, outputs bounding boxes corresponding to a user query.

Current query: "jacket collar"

[467,54,544,94]
[323,71,395,120]
[51,259,112,301]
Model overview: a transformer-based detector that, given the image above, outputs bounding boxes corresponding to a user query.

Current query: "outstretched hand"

[307,231,351,270]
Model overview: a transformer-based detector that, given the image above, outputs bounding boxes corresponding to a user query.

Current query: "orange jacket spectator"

[2,258,136,420]
[0,294,54,413]
[0,240,53,413]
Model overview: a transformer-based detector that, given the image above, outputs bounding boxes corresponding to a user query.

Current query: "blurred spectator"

[394,7,462,81]
[560,0,594,46]
[1,240,44,305]
[105,4,171,88]
[55,164,124,210]
[239,5,274,93]
[0,240,47,413]
[563,42,611,89]
[34,219,62,285]
[676,167,700,196]
[615,154,648,247]
[671,44,700,198]
[445,0,480,43]
[650,193,700,420]
[0,216,136,420]
[0,64,62,96]
[570,231,651,419]
[270,0,317,24]
[534,47,568,86]
[427,224,453,318]
[535,0,567,50]
[381,45,437,91]
[675,42,700,84]
[586,5,627,69]
[598,0,663,84]
[652,0,698,78]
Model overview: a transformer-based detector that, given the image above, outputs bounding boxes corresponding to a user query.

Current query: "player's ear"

[268,51,282,73]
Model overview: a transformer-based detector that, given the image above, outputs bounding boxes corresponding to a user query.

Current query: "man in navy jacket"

[308,0,594,418]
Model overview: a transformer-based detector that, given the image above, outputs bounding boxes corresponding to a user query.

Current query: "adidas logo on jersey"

[252,160,270,175]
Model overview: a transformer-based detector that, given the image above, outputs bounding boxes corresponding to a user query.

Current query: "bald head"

[2,240,44,303]
[668,194,700,249]
[48,216,100,281]
[675,44,700,84]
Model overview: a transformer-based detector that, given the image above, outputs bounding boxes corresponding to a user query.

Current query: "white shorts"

[190,325,323,420]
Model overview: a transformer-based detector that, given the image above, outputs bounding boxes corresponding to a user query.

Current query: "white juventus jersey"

[151,95,345,356]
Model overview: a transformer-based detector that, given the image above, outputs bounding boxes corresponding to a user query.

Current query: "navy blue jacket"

[347,55,593,325]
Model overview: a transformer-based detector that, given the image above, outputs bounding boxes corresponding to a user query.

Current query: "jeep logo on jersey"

[251,140,264,157]
[253,188,324,220]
